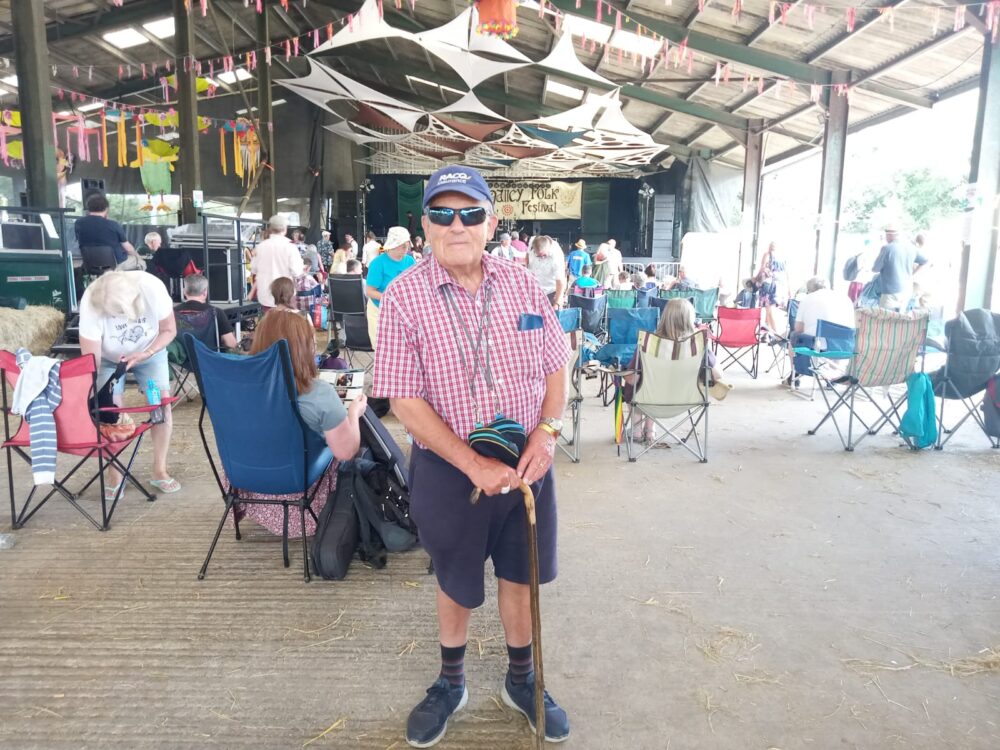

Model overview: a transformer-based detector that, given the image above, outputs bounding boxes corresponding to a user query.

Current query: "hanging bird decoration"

[474,0,519,38]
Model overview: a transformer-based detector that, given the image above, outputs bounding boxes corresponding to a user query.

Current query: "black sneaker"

[406,677,468,748]
[501,671,570,743]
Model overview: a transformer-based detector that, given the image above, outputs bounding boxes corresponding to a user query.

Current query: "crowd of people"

[64,166,947,750]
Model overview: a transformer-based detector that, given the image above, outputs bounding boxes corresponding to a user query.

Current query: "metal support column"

[256,5,276,219]
[11,0,58,208]
[814,71,850,283]
[174,0,201,225]
[958,34,1000,311]
[740,121,764,279]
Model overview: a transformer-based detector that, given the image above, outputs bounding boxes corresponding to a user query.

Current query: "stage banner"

[490,181,582,220]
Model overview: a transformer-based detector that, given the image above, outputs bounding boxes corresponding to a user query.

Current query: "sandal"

[149,477,182,494]
[104,482,124,502]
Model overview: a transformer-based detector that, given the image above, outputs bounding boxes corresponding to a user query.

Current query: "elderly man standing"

[373,166,571,748]
[527,235,567,307]
[250,215,303,313]
[872,224,927,310]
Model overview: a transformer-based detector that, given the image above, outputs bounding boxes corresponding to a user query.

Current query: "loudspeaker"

[207,246,244,303]
[336,190,357,220]
[81,178,106,206]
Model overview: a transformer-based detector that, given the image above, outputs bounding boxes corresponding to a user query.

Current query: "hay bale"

[0,305,65,355]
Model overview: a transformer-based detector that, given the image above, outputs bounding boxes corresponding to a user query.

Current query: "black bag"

[311,466,361,580]
[352,460,417,556]
[90,360,128,424]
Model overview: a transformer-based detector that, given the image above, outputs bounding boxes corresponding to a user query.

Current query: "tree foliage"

[843,168,965,233]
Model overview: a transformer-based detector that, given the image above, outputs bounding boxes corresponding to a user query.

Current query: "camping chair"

[169,306,220,399]
[805,308,929,451]
[185,336,334,581]
[593,307,659,406]
[568,293,607,341]
[1,351,173,530]
[789,319,855,402]
[605,289,638,309]
[327,273,367,341]
[556,308,584,463]
[80,245,118,279]
[624,330,711,463]
[765,297,798,380]
[691,287,720,326]
[712,307,762,379]
[928,309,1000,450]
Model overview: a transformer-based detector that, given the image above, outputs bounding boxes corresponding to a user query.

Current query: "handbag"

[90,361,138,441]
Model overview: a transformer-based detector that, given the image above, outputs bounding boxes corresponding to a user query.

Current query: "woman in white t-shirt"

[78,271,180,498]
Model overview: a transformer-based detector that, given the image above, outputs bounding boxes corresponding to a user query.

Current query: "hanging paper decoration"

[233,129,243,180]
[116,114,128,168]
[101,111,109,168]
[219,127,227,175]
[474,0,519,39]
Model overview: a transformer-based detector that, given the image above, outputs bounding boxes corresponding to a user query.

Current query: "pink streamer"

[596,0,602,23]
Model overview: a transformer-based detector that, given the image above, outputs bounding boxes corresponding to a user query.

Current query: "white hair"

[86,271,144,320]
[144,231,162,245]
[806,276,829,293]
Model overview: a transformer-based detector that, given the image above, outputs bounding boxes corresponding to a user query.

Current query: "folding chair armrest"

[99,396,179,415]
[923,336,947,352]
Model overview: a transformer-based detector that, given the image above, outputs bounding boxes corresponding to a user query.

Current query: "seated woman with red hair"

[234,310,367,536]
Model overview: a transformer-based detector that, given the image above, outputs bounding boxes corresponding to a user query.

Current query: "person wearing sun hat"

[372,164,571,747]
[566,238,591,286]
[365,226,415,347]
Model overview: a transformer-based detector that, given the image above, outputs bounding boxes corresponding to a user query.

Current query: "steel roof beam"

[0,0,166,56]
[553,0,832,85]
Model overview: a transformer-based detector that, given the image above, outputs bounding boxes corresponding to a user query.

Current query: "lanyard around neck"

[441,282,497,427]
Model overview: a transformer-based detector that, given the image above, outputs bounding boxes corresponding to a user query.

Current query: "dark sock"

[507,643,533,684]
[439,643,466,688]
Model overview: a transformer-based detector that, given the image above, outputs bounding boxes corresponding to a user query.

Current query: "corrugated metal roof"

[0,0,987,170]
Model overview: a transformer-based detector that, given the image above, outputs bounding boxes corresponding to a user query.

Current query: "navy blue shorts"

[409,446,558,610]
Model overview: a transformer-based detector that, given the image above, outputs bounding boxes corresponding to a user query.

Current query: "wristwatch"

[537,417,563,438]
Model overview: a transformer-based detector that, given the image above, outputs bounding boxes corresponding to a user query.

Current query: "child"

[573,265,600,291]
[735,278,757,308]
[615,270,633,290]
[294,260,322,315]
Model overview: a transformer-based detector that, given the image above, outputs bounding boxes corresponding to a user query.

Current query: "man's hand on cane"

[468,454,521,497]
[517,428,556,486]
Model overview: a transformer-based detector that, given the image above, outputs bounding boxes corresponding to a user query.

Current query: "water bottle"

[146,379,164,425]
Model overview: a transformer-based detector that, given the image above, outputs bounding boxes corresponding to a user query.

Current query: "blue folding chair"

[791,319,856,400]
[555,307,585,462]
[185,335,334,582]
[569,293,608,340]
[594,307,659,405]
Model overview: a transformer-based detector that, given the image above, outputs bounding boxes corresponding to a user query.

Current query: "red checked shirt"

[373,253,570,444]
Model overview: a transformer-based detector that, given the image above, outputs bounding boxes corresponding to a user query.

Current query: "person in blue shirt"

[566,239,592,281]
[571,265,601,295]
[366,226,416,347]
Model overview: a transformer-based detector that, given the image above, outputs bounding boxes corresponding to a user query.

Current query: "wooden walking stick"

[469,481,545,748]
[519,480,546,750]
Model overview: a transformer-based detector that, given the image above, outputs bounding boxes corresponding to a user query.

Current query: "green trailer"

[0,249,73,310]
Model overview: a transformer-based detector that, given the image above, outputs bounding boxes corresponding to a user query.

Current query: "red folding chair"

[1,351,177,530]
[712,307,762,379]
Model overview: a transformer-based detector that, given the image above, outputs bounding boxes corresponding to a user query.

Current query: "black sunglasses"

[425,206,491,227]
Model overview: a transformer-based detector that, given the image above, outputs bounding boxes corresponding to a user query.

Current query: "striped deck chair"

[806,308,929,451]
[625,330,711,463]
[556,308,584,463]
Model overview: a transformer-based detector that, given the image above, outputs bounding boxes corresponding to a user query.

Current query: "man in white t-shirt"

[605,238,623,282]
[361,231,381,269]
[787,276,855,385]
[250,214,304,311]
[526,235,567,306]
[795,276,855,337]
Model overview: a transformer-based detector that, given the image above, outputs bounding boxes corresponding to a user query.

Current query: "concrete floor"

[2,369,999,749]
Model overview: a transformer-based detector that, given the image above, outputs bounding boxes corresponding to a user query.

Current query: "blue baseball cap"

[423,166,493,209]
